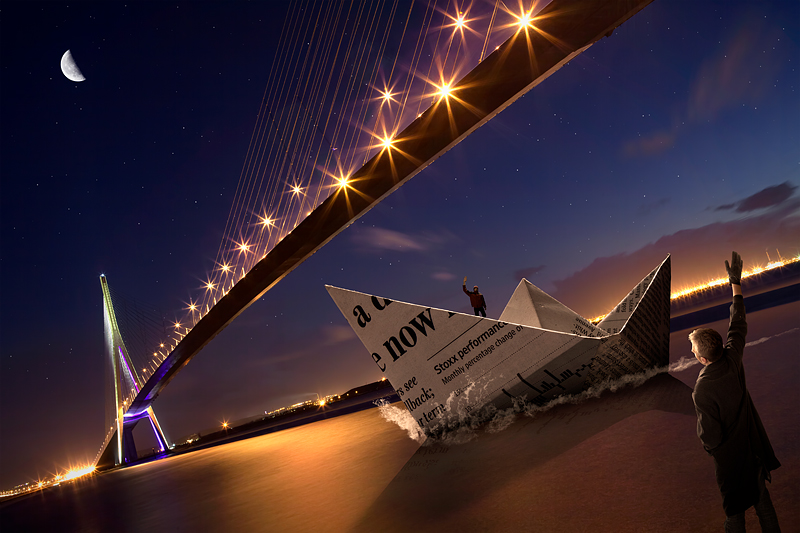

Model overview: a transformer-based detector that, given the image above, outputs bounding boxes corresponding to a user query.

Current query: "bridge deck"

[125,0,655,419]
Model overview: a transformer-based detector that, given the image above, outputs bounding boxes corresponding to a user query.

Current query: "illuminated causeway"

[588,255,800,323]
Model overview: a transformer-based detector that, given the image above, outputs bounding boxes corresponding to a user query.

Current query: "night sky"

[1,0,798,488]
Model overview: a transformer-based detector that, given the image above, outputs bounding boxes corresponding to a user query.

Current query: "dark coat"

[462,285,486,309]
[692,295,780,516]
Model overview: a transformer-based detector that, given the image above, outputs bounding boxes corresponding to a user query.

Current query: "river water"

[2,302,797,532]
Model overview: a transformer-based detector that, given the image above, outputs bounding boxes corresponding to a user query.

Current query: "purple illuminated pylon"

[100,275,170,467]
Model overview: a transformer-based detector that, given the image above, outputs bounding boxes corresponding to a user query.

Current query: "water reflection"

[352,374,694,530]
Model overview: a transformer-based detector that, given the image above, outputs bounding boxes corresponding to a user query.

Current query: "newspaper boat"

[327,256,671,433]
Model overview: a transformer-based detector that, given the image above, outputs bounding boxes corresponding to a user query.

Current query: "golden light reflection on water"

[2,408,418,531]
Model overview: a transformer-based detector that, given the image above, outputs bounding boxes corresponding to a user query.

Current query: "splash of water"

[375,399,427,442]
[376,357,701,445]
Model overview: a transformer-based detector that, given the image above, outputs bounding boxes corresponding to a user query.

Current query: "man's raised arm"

[725,251,746,359]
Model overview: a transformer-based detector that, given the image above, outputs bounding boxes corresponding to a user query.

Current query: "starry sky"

[1,0,798,488]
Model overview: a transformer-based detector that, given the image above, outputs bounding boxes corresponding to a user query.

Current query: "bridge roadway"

[122,0,655,422]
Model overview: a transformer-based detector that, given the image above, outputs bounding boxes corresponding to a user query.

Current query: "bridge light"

[291,185,302,196]
[516,11,535,29]
[205,282,215,291]
[380,136,394,151]
[436,82,453,100]
[336,176,349,189]
[259,216,274,228]
[174,322,181,329]
[237,242,250,254]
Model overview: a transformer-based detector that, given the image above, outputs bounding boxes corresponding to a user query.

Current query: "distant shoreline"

[116,379,400,470]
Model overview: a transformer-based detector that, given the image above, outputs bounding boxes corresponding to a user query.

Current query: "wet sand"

[2,301,797,532]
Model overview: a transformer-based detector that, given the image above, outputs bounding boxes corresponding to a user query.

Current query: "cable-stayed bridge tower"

[98,275,169,466]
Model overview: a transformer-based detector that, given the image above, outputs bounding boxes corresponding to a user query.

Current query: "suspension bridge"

[94,0,656,468]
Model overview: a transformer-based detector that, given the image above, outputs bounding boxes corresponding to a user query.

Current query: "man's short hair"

[689,328,723,363]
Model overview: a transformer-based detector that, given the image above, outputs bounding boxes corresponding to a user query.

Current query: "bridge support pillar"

[121,421,140,464]
[120,408,169,464]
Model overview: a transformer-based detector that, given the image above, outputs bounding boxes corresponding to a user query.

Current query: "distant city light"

[2,465,96,498]
[588,255,800,323]
[671,256,797,299]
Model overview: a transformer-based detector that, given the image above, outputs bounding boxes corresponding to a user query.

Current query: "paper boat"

[327,256,671,433]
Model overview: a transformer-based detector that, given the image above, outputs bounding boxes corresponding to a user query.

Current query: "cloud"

[624,16,784,158]
[623,130,676,158]
[714,182,797,213]
[550,197,800,318]
[636,197,670,217]
[513,265,546,280]
[431,271,456,281]
[245,324,359,371]
[351,226,454,253]
[319,324,356,345]
[687,20,782,122]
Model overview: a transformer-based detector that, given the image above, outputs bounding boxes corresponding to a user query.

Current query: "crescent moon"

[60,50,86,82]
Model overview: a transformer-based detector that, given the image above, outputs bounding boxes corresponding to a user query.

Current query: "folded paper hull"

[327,256,670,432]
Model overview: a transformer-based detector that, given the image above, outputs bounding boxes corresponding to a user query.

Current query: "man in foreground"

[690,251,781,532]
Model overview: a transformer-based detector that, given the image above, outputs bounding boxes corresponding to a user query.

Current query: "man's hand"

[463,276,467,284]
[725,251,743,286]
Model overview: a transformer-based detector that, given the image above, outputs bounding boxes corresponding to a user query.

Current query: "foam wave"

[746,327,798,347]
[377,357,701,445]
